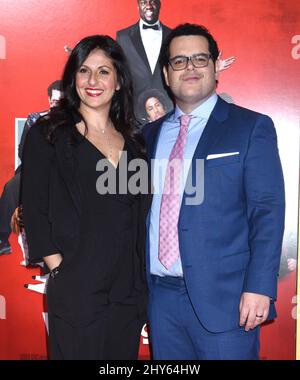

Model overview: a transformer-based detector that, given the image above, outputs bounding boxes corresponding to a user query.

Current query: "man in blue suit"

[143,23,285,360]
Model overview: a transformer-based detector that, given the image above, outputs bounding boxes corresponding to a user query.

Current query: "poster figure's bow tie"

[143,24,159,30]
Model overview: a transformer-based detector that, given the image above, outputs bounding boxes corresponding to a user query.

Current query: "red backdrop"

[0,0,299,360]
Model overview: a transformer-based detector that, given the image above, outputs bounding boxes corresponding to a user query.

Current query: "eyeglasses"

[168,53,212,71]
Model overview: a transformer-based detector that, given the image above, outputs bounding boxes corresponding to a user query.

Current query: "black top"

[73,135,141,305]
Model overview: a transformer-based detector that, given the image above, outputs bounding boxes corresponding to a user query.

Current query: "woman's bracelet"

[50,266,60,279]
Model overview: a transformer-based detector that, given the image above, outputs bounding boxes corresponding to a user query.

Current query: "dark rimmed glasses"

[168,53,212,71]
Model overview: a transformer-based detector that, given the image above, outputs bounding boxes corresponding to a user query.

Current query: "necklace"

[99,120,113,159]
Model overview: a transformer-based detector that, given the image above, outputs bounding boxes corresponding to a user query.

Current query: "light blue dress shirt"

[149,93,218,277]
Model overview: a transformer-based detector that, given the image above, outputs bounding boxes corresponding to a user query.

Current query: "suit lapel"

[192,97,229,158]
[153,23,170,77]
[54,130,82,215]
[161,23,171,41]
[181,97,230,205]
[130,22,152,72]
[130,22,170,76]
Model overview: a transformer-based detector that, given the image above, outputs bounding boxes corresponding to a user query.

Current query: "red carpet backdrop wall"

[0,0,299,360]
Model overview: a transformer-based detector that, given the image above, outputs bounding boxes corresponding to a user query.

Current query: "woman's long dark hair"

[41,35,139,146]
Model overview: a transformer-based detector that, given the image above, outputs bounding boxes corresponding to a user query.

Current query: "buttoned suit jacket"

[143,96,285,333]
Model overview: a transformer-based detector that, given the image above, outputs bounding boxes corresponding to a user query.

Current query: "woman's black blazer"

[21,122,151,287]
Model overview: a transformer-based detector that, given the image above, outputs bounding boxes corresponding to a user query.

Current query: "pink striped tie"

[158,114,192,269]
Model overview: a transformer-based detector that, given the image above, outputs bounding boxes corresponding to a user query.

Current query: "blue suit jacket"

[143,96,285,333]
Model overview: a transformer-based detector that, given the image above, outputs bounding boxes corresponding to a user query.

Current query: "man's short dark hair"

[137,88,168,121]
[160,23,220,69]
[47,80,62,97]
[138,88,167,112]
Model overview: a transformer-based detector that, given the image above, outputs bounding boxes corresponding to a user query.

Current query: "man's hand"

[217,51,236,72]
[287,258,297,272]
[64,45,72,54]
[239,292,270,331]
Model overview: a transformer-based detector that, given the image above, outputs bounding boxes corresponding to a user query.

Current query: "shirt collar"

[173,93,218,121]
[139,19,161,30]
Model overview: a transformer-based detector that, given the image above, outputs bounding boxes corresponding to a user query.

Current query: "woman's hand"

[10,206,23,235]
[44,253,63,271]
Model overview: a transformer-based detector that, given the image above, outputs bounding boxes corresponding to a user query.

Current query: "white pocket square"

[206,152,239,160]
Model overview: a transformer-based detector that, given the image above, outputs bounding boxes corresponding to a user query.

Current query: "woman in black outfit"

[21,35,150,360]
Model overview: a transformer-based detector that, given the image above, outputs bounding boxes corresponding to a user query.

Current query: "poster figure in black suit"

[116,0,173,122]
[116,0,235,122]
